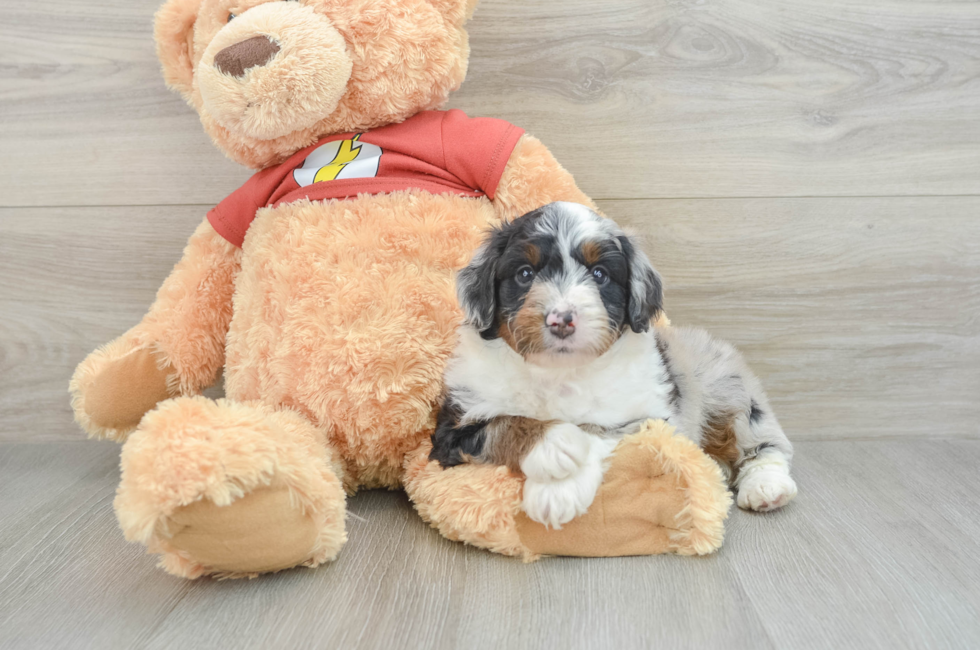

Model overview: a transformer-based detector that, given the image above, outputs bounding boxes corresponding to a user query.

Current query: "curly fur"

[223,190,497,489]
[403,436,534,559]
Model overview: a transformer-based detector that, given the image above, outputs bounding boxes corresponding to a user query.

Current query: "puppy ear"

[154,0,201,99]
[456,227,509,333]
[618,235,664,333]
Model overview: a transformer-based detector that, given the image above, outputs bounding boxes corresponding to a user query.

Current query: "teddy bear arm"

[70,218,242,440]
[492,134,598,220]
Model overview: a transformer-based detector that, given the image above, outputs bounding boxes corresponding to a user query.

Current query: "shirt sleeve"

[440,109,525,200]
[207,164,288,248]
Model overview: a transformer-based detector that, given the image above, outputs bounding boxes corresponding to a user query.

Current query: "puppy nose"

[214,35,281,78]
[546,310,576,338]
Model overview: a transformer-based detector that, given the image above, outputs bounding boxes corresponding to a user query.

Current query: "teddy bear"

[69,0,731,578]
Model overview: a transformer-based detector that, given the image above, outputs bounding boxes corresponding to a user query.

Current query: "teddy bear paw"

[162,485,324,576]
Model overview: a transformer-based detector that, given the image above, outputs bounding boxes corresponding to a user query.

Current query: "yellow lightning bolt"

[313,133,363,183]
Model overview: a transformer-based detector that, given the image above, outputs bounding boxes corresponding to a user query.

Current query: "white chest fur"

[445,328,674,427]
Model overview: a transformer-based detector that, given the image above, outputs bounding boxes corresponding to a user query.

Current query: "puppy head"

[457,202,663,367]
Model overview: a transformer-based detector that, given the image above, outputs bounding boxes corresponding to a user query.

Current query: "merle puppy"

[430,202,796,528]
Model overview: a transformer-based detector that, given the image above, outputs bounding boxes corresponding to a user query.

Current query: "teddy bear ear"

[154,0,201,98]
[427,0,479,25]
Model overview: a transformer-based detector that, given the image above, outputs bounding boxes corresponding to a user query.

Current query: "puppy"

[430,202,797,528]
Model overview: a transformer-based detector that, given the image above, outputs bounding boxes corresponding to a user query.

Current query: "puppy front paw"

[522,480,578,529]
[737,471,797,512]
[522,472,601,529]
[521,435,615,529]
[520,423,592,483]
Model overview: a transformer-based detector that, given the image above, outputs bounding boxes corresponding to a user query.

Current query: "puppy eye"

[592,266,608,285]
[516,265,535,286]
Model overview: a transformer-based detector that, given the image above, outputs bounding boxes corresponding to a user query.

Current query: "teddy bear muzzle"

[197,1,353,142]
[213,35,281,78]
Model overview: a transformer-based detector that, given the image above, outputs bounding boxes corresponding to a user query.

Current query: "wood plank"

[726,439,980,649]
[609,197,980,440]
[0,441,119,524]
[0,0,250,208]
[2,198,977,442]
[2,0,980,207]
[1,440,978,649]
[0,442,195,650]
[459,0,980,199]
[0,205,205,443]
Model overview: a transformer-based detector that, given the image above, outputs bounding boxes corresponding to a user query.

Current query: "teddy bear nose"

[214,35,281,78]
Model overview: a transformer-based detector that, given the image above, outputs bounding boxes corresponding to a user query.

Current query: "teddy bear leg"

[403,420,733,559]
[114,396,347,579]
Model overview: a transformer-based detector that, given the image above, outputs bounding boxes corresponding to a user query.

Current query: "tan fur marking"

[701,413,741,481]
[484,417,558,473]
[511,301,546,356]
[500,284,548,357]
[498,319,518,352]
[525,243,540,267]
[581,240,602,266]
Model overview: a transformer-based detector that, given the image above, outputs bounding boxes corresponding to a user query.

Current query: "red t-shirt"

[207,110,525,247]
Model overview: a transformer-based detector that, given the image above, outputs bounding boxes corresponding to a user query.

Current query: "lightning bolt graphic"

[313,133,364,183]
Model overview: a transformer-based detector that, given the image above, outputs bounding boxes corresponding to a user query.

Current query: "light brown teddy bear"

[69,0,731,578]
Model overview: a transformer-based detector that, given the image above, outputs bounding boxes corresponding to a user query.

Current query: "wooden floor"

[1,439,979,649]
[1,0,979,647]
